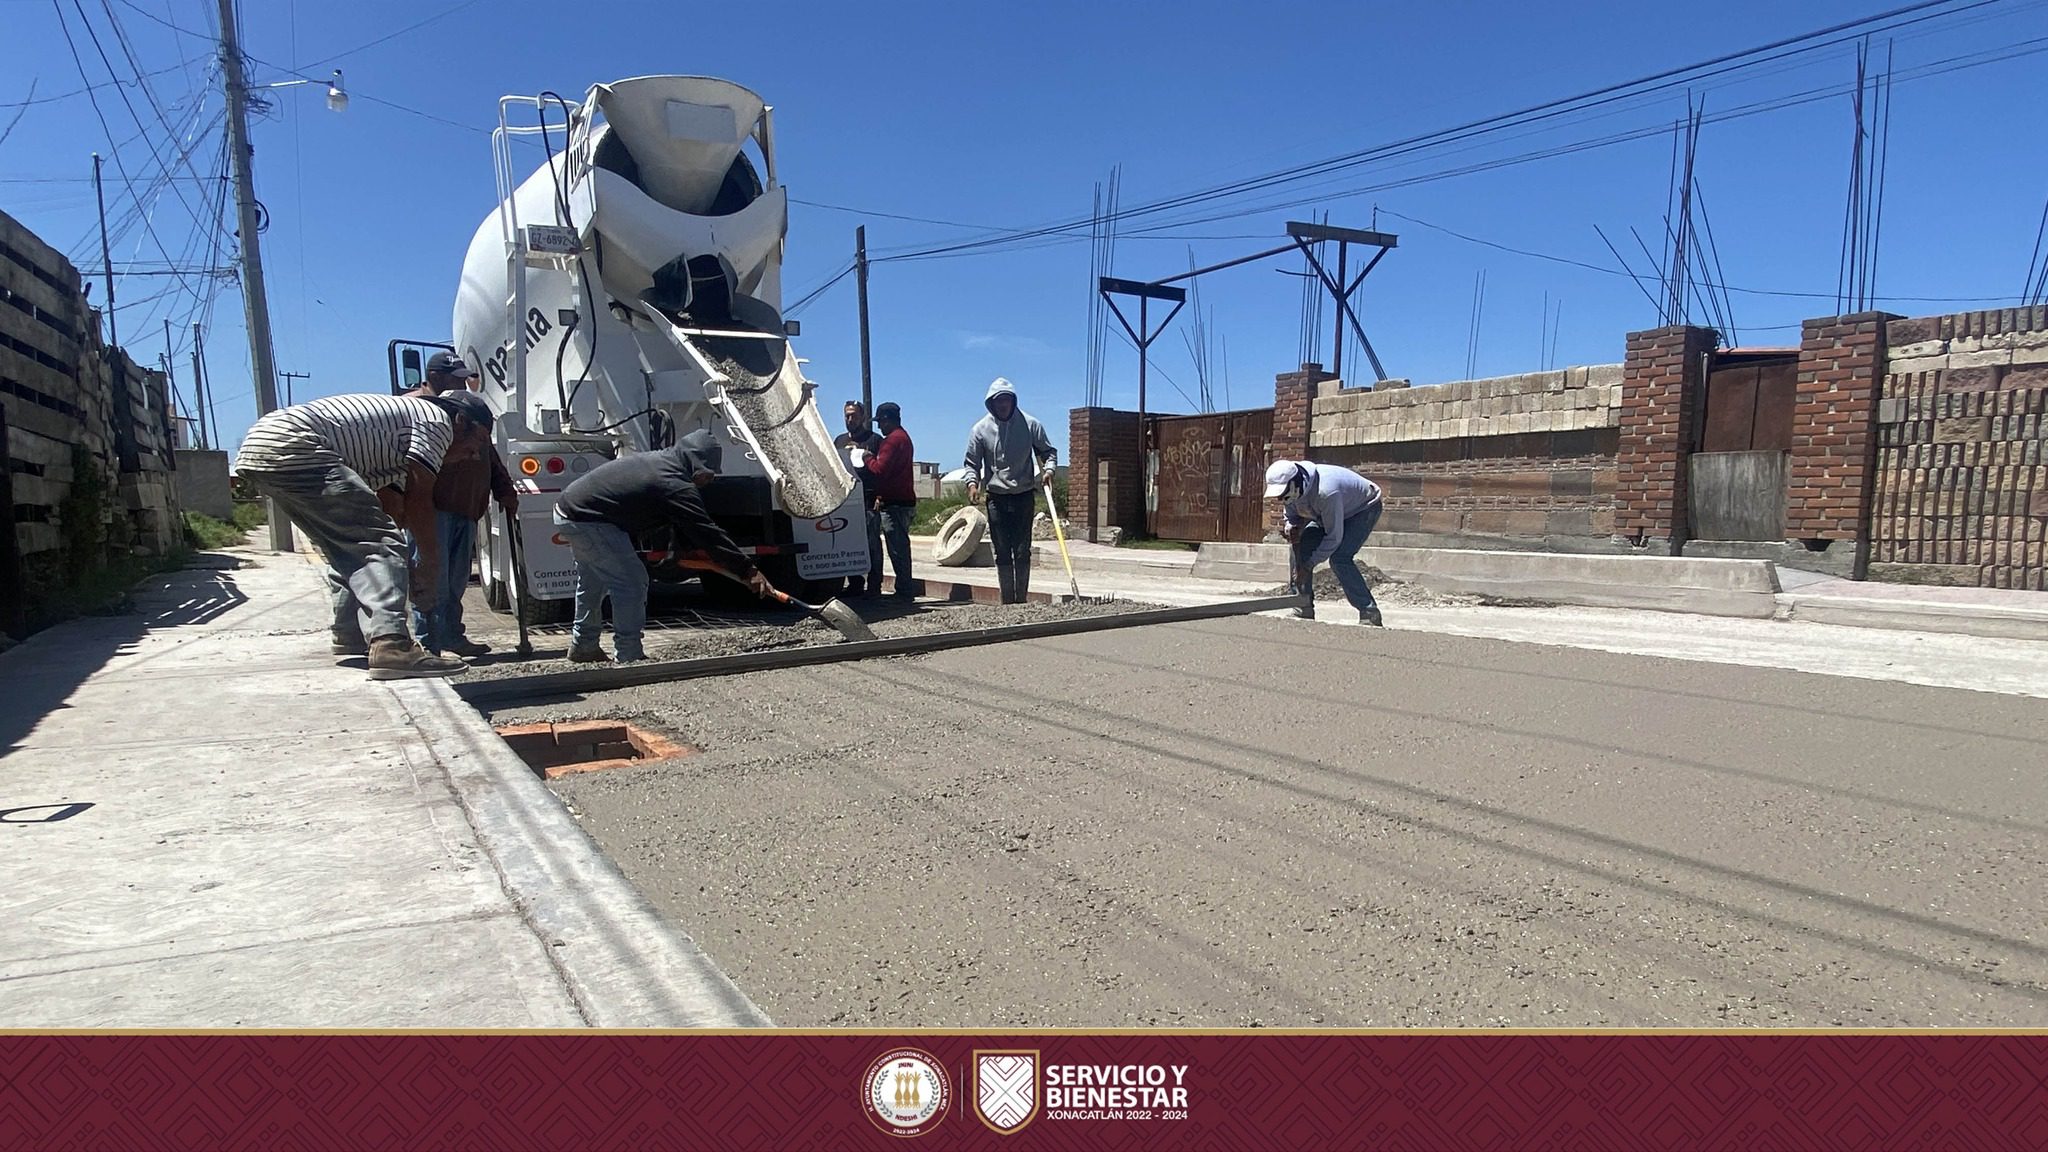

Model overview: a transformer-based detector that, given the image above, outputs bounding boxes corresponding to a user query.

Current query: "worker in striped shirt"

[235,390,497,679]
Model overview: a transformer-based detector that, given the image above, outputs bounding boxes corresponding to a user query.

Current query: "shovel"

[672,553,878,642]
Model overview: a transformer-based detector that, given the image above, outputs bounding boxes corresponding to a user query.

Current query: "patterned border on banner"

[2,1032,2046,1151]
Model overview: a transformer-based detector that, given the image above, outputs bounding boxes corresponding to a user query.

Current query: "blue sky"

[6,0,2048,460]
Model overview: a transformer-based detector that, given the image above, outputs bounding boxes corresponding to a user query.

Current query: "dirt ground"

[505,614,2048,1029]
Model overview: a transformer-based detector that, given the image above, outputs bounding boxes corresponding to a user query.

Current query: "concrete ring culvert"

[933,506,987,567]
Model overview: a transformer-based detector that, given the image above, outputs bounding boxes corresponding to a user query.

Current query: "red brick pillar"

[1068,407,1102,535]
[1787,312,1897,563]
[1617,326,1715,551]
[1068,406,1144,542]
[1267,362,1335,534]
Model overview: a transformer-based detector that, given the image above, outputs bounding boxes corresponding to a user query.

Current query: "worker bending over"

[963,378,1056,604]
[235,390,496,678]
[551,430,773,663]
[1264,459,1385,627]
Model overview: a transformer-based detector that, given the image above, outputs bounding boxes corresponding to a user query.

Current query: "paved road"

[525,615,2048,1027]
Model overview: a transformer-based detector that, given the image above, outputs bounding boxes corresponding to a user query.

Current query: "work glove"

[847,447,869,469]
[747,570,778,599]
[1039,467,1055,489]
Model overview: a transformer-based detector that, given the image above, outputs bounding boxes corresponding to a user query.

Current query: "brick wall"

[1868,306,2048,588]
[1268,363,1333,533]
[1307,365,1622,542]
[1787,312,1896,544]
[1617,325,1714,546]
[1067,406,1142,541]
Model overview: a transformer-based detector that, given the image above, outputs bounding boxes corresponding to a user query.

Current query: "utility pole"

[191,322,211,450]
[855,225,873,415]
[92,153,116,349]
[218,0,291,551]
[278,370,309,406]
[162,318,178,446]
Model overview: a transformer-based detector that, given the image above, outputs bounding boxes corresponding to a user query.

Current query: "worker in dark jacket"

[551,430,773,663]
[404,352,518,656]
[861,401,917,596]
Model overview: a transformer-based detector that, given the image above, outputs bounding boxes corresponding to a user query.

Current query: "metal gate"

[1145,409,1273,542]
[1689,351,1797,541]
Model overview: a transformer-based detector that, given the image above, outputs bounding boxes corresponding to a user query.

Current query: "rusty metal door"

[1147,415,1227,541]
[1145,410,1274,542]
[1223,410,1273,542]
[1689,353,1797,540]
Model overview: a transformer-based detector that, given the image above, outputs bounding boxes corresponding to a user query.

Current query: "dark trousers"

[986,490,1036,604]
[879,503,913,591]
[868,507,884,589]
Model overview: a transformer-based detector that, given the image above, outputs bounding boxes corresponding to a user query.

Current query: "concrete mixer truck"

[397,76,869,621]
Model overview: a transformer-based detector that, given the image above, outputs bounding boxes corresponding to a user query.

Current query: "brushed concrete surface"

[0,545,764,1027]
[533,616,2048,1028]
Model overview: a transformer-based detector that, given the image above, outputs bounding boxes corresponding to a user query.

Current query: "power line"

[299,0,483,69]
[867,0,2010,265]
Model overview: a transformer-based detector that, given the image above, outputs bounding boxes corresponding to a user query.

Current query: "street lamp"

[254,69,348,113]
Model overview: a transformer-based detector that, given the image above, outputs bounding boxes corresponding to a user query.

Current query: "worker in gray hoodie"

[963,377,1057,604]
[1265,458,1385,626]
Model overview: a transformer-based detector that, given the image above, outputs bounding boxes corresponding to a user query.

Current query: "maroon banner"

[3,1032,2045,1151]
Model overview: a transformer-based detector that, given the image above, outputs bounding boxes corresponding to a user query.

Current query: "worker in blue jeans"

[1265,459,1385,627]
[550,430,772,663]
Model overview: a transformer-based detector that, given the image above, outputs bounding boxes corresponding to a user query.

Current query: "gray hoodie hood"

[984,377,1018,417]
[672,429,723,475]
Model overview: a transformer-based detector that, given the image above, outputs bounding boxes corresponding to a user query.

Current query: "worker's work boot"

[567,645,611,664]
[444,636,491,658]
[1292,602,1315,621]
[330,632,368,656]
[1360,606,1384,628]
[365,636,468,680]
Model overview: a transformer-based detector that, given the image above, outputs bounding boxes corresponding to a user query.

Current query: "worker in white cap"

[1264,459,1385,626]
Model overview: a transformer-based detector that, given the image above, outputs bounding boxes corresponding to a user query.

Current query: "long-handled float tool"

[1041,479,1084,601]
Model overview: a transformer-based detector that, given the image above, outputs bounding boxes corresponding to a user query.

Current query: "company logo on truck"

[814,516,849,534]
[478,307,557,389]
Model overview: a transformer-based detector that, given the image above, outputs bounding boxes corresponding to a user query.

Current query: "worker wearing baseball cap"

[1264,459,1385,627]
[404,353,518,656]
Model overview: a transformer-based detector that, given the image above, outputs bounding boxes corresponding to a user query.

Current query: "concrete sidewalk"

[0,543,767,1027]
[911,534,2048,642]
[904,546,2048,699]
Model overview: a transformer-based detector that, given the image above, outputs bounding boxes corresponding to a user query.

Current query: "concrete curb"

[1194,542,1781,618]
[1777,594,2048,642]
[387,680,772,1027]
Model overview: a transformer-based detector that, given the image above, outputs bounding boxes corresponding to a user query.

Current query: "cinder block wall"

[1307,366,1622,541]
[175,449,234,520]
[1868,306,2048,588]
